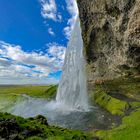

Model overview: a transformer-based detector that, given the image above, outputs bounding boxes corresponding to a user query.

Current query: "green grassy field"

[0,85,58,98]
[0,85,58,112]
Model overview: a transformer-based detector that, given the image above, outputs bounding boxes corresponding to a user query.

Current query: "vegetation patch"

[0,112,91,140]
[100,77,140,101]
[93,88,129,116]
[96,108,140,140]
[89,76,140,139]
[0,85,58,112]
[90,77,140,116]
[0,85,57,99]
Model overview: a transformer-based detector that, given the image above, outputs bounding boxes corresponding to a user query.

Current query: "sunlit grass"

[0,85,58,112]
[0,85,58,98]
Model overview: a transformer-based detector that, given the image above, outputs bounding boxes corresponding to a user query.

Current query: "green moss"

[0,112,91,140]
[26,136,44,140]
[47,136,65,140]
[90,77,140,116]
[93,88,129,116]
[100,77,140,101]
[96,108,140,140]
[130,101,140,108]
[89,76,140,139]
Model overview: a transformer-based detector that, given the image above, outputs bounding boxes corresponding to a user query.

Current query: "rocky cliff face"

[77,0,140,82]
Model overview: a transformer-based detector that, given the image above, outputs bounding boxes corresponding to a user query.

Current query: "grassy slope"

[90,76,140,140]
[93,88,129,116]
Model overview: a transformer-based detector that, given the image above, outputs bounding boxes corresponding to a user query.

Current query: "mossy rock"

[0,112,91,140]
[93,88,130,116]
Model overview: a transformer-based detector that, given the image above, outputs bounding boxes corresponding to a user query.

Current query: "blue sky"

[0,0,78,84]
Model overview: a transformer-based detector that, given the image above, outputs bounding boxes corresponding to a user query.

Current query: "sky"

[0,0,78,85]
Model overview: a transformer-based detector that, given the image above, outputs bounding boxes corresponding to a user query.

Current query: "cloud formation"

[39,0,78,39]
[39,0,61,21]
[0,41,66,84]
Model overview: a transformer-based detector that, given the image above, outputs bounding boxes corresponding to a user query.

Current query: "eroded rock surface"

[77,0,140,82]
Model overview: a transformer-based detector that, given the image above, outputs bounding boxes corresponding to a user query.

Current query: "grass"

[96,108,140,140]
[0,76,140,139]
[0,112,92,140]
[0,85,58,99]
[89,76,140,139]
[90,77,140,116]
[0,85,58,112]
[93,88,129,116]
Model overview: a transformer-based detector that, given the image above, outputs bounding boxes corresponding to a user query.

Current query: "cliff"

[77,0,140,82]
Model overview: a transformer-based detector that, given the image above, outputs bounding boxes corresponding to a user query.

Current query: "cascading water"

[56,17,89,111]
[5,16,118,131]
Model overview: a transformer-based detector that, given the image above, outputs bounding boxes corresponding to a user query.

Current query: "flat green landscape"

[0,85,57,98]
[0,85,57,112]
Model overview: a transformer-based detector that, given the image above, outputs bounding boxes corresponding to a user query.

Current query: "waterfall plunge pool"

[8,94,121,131]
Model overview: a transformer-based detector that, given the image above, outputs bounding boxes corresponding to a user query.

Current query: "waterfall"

[56,17,89,111]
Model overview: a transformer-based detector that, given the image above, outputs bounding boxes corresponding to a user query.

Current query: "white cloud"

[48,28,55,36]
[0,41,66,84]
[39,0,62,21]
[64,0,78,39]
[40,0,57,20]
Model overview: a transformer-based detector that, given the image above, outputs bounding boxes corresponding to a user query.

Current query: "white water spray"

[56,17,89,111]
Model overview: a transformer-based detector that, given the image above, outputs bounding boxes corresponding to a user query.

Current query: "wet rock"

[0,119,21,139]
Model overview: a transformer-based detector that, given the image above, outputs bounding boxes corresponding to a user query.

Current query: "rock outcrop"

[77,0,140,82]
